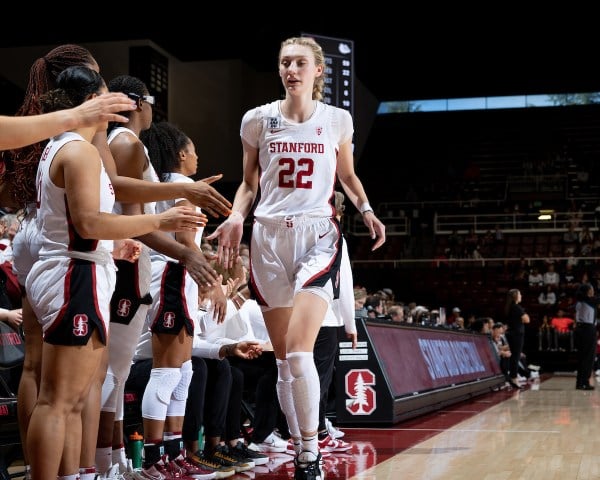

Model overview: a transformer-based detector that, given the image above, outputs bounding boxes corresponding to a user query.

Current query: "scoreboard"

[301,33,355,117]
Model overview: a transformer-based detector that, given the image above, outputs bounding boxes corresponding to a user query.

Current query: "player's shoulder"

[244,101,278,120]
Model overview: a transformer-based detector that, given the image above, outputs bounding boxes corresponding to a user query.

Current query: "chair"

[0,324,25,480]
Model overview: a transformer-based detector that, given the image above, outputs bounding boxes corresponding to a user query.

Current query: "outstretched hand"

[205,211,244,269]
[157,206,207,232]
[184,174,232,218]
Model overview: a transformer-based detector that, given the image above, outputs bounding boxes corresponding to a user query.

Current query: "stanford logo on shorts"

[116,299,132,317]
[163,312,175,328]
[73,314,89,337]
[344,368,377,415]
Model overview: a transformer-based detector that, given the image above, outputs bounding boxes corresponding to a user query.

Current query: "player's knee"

[172,360,193,401]
[141,368,181,420]
[287,351,314,379]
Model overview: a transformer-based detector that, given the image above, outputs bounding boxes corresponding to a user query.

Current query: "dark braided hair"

[140,122,190,183]
[1,44,96,208]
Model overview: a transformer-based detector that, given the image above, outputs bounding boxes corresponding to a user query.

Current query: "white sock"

[112,446,128,473]
[95,446,112,474]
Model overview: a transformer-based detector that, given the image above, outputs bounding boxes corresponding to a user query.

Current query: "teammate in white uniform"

[134,120,217,480]
[24,66,205,480]
[96,78,157,476]
[207,37,386,480]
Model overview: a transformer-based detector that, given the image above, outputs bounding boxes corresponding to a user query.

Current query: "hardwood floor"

[9,374,600,479]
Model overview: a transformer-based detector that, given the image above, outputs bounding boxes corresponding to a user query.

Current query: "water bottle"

[128,431,144,469]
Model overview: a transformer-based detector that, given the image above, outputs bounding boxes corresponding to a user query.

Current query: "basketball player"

[24,66,204,480]
[207,36,385,480]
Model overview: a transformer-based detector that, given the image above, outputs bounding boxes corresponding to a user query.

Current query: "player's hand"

[157,206,207,232]
[112,238,142,263]
[362,211,386,250]
[205,211,244,269]
[76,93,136,126]
[183,174,232,218]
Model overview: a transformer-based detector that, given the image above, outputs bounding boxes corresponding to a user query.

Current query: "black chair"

[0,324,25,480]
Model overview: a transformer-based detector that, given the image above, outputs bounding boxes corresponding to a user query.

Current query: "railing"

[350,256,600,268]
[346,213,409,236]
[434,210,599,234]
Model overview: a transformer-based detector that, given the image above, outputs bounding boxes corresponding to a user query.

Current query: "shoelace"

[188,454,224,470]
[214,450,241,464]
[175,457,200,472]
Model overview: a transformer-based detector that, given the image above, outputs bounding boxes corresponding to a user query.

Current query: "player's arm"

[0,93,134,150]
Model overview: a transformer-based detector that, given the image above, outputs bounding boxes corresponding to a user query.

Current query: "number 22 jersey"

[240,100,353,219]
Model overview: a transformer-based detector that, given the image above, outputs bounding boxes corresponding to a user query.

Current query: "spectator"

[551,308,575,352]
[387,305,405,323]
[543,264,560,288]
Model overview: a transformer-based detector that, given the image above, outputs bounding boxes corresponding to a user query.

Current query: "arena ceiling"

[1,13,598,103]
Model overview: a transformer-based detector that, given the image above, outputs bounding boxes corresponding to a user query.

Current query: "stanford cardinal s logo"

[116,299,132,317]
[163,312,175,328]
[73,314,89,337]
[345,369,376,415]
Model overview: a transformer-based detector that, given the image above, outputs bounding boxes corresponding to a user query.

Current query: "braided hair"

[1,45,96,208]
[140,122,190,183]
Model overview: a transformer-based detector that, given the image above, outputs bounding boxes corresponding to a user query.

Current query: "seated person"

[550,309,575,333]
[551,308,575,351]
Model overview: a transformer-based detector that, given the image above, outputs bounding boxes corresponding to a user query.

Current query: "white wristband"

[359,202,373,214]
[229,211,244,222]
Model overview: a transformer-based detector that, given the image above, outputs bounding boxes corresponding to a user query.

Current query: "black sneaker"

[294,451,324,480]
[229,441,269,466]
[185,451,235,479]
[208,444,254,473]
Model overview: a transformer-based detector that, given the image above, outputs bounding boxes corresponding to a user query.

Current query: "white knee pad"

[287,351,316,379]
[101,371,120,413]
[142,368,182,421]
[166,360,193,418]
[288,352,320,434]
[276,359,300,438]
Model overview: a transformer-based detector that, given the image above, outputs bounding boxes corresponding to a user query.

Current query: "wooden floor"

[8,373,600,480]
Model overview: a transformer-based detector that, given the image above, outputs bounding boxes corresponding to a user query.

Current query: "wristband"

[359,202,373,214]
[229,211,244,222]
[236,292,246,303]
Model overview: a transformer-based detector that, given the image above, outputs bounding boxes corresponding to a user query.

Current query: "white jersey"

[107,126,157,216]
[240,100,353,219]
[150,172,197,263]
[35,131,114,259]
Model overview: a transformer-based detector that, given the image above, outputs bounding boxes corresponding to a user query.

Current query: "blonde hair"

[279,37,325,101]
